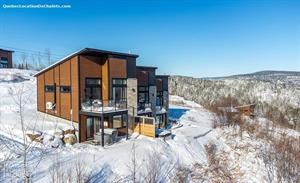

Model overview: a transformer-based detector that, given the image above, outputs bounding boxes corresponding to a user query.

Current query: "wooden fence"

[133,116,155,138]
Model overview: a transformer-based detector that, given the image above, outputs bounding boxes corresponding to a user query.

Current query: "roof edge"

[0,48,14,52]
[136,65,158,70]
[34,48,139,77]
[156,75,170,77]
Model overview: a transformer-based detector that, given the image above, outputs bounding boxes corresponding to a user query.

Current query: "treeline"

[169,76,300,130]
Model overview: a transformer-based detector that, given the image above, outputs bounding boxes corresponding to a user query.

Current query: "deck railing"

[137,103,152,114]
[81,99,127,113]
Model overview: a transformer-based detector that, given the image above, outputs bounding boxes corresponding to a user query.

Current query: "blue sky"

[0,0,299,77]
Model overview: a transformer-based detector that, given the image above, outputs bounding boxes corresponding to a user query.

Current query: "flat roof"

[0,48,14,52]
[34,48,139,77]
[136,65,158,70]
[156,75,170,78]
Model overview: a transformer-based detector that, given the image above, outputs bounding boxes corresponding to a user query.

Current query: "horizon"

[0,0,299,77]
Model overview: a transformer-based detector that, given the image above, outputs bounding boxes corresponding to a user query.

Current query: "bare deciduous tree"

[0,84,48,182]
[142,147,176,183]
[126,139,140,183]
[45,48,52,66]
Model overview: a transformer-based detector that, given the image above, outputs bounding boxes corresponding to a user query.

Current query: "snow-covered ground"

[0,69,299,182]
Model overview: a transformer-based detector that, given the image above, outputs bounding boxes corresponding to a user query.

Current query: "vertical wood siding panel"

[37,74,45,112]
[156,79,163,92]
[102,59,109,101]
[79,56,102,101]
[137,71,149,86]
[108,58,127,97]
[54,66,60,116]
[59,60,71,120]
[71,56,79,122]
[44,69,55,115]
[80,115,87,142]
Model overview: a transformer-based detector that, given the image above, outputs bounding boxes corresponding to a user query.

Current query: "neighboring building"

[235,104,256,117]
[34,48,169,145]
[136,67,169,129]
[0,49,13,68]
[155,75,169,128]
[136,66,157,117]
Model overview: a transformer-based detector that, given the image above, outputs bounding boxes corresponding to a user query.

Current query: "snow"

[0,69,299,182]
[169,95,202,109]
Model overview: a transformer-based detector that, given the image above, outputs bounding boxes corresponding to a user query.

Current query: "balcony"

[81,99,127,114]
[156,105,167,115]
[137,103,152,115]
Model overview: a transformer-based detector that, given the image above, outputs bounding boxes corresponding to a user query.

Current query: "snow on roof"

[0,48,14,52]
[34,48,139,77]
[33,49,83,77]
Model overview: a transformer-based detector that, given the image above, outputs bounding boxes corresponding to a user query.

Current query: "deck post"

[101,114,104,147]
[126,113,129,140]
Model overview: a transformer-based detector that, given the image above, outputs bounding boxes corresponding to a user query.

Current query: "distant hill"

[203,70,300,86]
[169,71,300,128]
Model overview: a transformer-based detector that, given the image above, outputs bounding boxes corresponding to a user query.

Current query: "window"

[113,79,126,85]
[112,79,127,102]
[156,91,163,106]
[113,115,122,128]
[0,57,8,68]
[144,118,154,125]
[113,114,127,128]
[86,78,101,85]
[60,86,71,93]
[122,114,127,127]
[45,85,54,92]
[138,86,149,103]
[85,78,101,100]
[139,93,148,103]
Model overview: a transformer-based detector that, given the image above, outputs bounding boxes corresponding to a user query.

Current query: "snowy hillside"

[205,70,300,86]
[0,69,299,182]
[170,72,300,128]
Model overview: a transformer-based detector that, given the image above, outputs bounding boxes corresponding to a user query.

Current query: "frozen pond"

[169,108,189,121]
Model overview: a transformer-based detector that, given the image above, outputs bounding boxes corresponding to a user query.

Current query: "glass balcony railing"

[137,103,152,114]
[81,99,127,113]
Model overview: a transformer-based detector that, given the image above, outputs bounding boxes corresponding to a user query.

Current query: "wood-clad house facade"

[0,48,14,68]
[35,48,138,144]
[35,48,170,144]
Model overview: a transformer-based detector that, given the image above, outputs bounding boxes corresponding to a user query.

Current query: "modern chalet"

[34,48,169,145]
[0,48,14,68]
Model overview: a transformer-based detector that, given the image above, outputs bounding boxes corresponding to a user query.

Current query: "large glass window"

[138,86,149,109]
[112,79,127,102]
[86,117,94,140]
[156,91,163,106]
[112,114,127,128]
[85,78,101,100]
[113,115,122,128]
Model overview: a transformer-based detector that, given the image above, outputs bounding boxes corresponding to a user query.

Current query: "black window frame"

[0,57,8,68]
[45,85,54,92]
[85,78,102,100]
[156,91,163,106]
[138,86,149,104]
[60,86,71,93]
[112,78,127,102]
[112,114,128,129]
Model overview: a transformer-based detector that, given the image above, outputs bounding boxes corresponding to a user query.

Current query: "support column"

[126,113,129,140]
[101,114,104,147]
